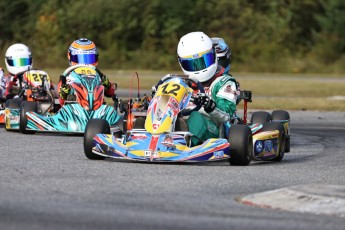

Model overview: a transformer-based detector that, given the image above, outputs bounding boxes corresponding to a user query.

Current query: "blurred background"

[0,0,344,73]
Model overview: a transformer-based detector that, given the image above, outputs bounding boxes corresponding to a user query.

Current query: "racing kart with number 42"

[84,74,290,165]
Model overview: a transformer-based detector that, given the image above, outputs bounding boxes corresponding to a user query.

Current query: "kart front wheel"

[251,111,271,124]
[19,101,37,134]
[84,119,110,160]
[262,122,286,161]
[228,124,253,166]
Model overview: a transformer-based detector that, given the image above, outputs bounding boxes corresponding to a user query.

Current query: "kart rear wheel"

[228,124,253,166]
[271,110,290,152]
[133,117,145,129]
[262,122,286,161]
[251,111,271,124]
[84,119,110,160]
[20,101,37,134]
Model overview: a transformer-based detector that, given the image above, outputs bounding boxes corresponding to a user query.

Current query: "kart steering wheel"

[154,74,205,117]
[62,64,96,77]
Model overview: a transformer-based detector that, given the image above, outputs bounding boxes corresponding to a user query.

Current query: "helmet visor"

[7,57,32,67]
[69,53,98,65]
[178,49,216,72]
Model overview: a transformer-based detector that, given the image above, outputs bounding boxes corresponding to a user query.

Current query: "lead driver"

[176,32,239,146]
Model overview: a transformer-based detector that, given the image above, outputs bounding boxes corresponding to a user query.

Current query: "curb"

[238,184,345,218]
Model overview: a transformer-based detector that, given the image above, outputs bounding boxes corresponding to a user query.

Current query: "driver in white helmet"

[1,43,56,100]
[177,32,239,146]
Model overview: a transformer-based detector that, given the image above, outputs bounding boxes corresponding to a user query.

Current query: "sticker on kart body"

[144,150,158,157]
[214,151,224,158]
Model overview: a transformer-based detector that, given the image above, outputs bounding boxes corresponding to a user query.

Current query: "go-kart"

[83,74,290,165]
[4,69,60,132]
[6,65,121,134]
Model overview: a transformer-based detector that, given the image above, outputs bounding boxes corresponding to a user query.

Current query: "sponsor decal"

[254,140,264,155]
[214,150,224,158]
[224,85,233,93]
[145,150,158,160]
[264,140,273,152]
[169,98,179,110]
[131,134,148,140]
[161,134,175,148]
[156,108,163,121]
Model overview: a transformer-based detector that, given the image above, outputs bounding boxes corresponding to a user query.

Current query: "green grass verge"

[46,68,345,111]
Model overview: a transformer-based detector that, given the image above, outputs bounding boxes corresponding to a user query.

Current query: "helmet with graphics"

[211,37,231,74]
[177,32,217,83]
[68,38,98,66]
[5,43,32,75]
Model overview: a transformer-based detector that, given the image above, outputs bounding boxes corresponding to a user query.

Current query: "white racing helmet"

[177,32,217,83]
[5,43,32,75]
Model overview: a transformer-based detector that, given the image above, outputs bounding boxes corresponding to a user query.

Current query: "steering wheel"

[62,64,96,77]
[154,74,205,117]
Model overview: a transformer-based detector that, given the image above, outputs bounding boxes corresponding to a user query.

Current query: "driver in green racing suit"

[177,32,239,146]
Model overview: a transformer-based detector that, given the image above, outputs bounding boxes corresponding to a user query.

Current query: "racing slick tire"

[84,119,110,160]
[271,110,290,153]
[19,101,37,134]
[262,122,286,161]
[133,117,145,129]
[251,111,271,124]
[228,124,253,166]
[6,98,22,109]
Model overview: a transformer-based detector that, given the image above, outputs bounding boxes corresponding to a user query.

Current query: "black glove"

[59,75,66,85]
[191,94,216,113]
[151,85,157,98]
[95,68,105,81]
[201,95,216,113]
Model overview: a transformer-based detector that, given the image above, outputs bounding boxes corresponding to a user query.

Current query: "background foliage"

[0,0,344,73]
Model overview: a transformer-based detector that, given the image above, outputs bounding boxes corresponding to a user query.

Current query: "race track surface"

[0,111,345,230]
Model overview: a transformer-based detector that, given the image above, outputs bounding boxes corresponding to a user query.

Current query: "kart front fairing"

[92,131,230,162]
[145,77,192,134]
[26,103,120,133]
[90,76,230,162]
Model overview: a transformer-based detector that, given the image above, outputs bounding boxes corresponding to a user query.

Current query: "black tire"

[6,98,22,109]
[228,124,253,166]
[251,111,271,124]
[19,101,37,134]
[271,110,290,152]
[133,117,145,129]
[262,122,285,161]
[84,119,110,160]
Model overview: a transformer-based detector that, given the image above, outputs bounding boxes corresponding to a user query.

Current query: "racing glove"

[201,95,216,113]
[59,75,66,85]
[96,68,111,90]
[151,85,157,98]
[191,94,216,113]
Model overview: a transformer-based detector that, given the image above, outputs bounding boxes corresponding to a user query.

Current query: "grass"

[46,68,345,111]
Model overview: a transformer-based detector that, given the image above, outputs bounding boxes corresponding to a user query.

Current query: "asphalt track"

[0,111,345,230]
